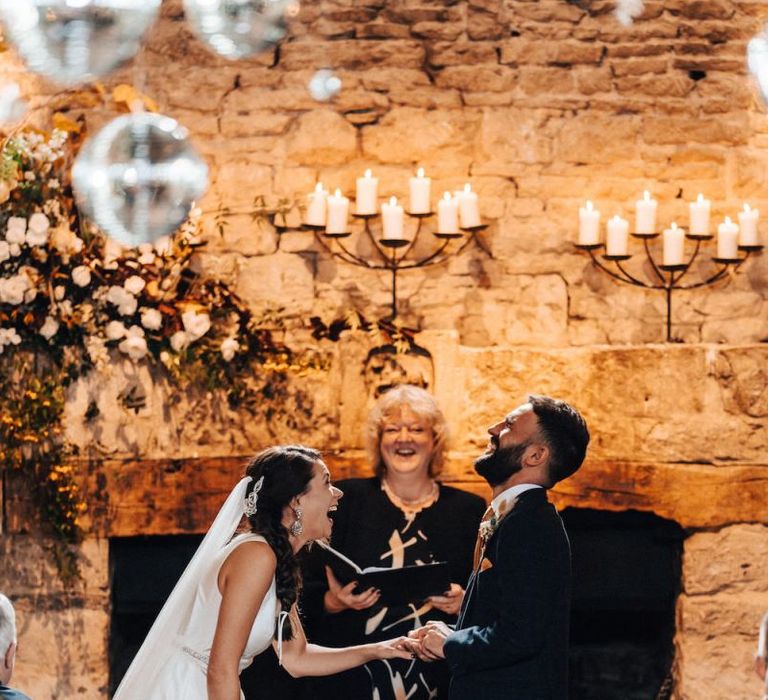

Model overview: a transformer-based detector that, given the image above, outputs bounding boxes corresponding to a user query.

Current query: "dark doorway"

[561,508,683,700]
[109,534,303,699]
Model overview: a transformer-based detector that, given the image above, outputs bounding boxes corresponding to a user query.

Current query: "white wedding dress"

[114,479,281,700]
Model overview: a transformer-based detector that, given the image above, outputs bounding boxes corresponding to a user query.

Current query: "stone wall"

[2,1,768,698]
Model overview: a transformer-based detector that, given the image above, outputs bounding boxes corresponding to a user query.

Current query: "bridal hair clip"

[244,475,265,517]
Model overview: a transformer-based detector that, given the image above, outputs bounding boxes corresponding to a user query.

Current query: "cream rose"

[72,265,91,288]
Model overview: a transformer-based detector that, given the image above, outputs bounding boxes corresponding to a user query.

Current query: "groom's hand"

[323,567,380,613]
[408,621,451,661]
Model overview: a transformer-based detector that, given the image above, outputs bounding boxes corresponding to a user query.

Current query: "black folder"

[316,541,451,607]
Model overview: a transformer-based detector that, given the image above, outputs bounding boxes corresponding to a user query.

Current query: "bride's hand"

[324,566,380,613]
[374,636,416,661]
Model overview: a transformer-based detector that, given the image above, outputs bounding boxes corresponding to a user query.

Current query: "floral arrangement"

[0,120,320,580]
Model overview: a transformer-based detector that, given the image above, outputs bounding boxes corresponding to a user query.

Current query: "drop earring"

[290,507,303,537]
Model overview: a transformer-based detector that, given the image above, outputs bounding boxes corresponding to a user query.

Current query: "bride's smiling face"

[295,461,342,541]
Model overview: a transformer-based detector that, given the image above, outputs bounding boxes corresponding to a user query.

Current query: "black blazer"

[443,488,571,700]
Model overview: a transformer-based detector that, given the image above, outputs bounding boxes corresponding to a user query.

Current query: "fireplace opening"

[109,534,300,699]
[561,508,684,700]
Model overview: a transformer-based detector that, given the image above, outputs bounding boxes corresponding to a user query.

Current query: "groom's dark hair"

[529,395,590,486]
[244,444,320,642]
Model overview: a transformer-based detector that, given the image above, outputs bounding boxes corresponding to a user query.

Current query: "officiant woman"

[300,385,486,700]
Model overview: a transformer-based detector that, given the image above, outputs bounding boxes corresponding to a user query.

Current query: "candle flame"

[586,200,593,210]
[417,167,424,178]
[643,190,651,201]
[464,183,472,193]
[697,193,704,203]
[389,196,397,205]
[612,214,622,222]
[334,188,342,198]
[670,222,678,230]
[443,192,452,201]
[725,216,732,225]
[315,182,324,192]
[364,169,372,178]
[744,203,752,212]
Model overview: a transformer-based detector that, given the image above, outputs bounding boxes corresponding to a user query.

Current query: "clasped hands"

[403,620,453,661]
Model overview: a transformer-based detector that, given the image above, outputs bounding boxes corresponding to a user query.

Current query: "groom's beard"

[474,440,529,487]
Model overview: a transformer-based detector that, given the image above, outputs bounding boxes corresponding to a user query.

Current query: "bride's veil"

[113,476,252,698]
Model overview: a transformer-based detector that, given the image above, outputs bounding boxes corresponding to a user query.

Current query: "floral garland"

[0,121,322,581]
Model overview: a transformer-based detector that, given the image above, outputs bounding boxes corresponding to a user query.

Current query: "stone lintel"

[5,455,766,536]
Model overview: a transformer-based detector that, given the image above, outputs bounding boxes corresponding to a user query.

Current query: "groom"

[408,395,589,699]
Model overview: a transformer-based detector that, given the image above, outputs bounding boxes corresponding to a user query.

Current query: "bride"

[114,445,411,699]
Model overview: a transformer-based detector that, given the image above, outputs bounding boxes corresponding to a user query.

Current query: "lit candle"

[578,200,601,245]
[326,188,349,234]
[717,216,739,259]
[606,215,629,256]
[663,222,685,266]
[635,190,658,234]
[304,182,327,226]
[408,167,431,214]
[457,183,481,228]
[381,196,404,240]
[355,169,378,215]
[688,193,711,236]
[437,192,459,234]
[738,203,760,246]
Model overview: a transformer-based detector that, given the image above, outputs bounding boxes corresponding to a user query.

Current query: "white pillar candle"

[326,188,350,234]
[355,169,378,215]
[408,167,431,214]
[663,222,685,265]
[457,183,481,228]
[304,182,327,226]
[381,196,404,240]
[437,192,459,234]
[578,200,601,245]
[606,215,629,256]
[688,193,711,236]
[717,216,739,259]
[738,203,760,246]
[635,190,658,234]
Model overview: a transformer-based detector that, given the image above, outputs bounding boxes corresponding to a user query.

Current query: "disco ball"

[0,0,161,86]
[183,0,299,60]
[748,28,768,106]
[72,113,209,246]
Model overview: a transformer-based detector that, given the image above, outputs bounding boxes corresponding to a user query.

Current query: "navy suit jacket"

[443,488,571,700]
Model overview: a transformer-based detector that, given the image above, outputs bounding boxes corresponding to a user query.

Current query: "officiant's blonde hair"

[366,384,448,478]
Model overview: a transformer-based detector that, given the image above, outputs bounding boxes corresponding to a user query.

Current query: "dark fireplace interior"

[110,508,682,699]
[562,508,683,700]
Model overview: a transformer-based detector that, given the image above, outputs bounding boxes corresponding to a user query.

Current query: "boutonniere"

[478,497,518,546]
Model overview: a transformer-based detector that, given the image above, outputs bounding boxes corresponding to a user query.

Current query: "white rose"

[6,221,26,245]
[54,285,66,301]
[0,275,28,305]
[26,213,49,246]
[118,295,137,316]
[58,300,73,317]
[0,328,21,346]
[106,320,128,340]
[9,243,20,257]
[118,325,148,361]
[181,310,211,341]
[154,236,172,256]
[170,330,189,353]
[124,275,146,295]
[103,238,123,269]
[140,307,162,331]
[0,241,9,263]
[39,316,59,340]
[7,216,26,236]
[72,265,91,288]
[220,337,239,362]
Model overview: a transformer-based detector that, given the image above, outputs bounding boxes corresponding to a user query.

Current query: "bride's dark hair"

[244,444,320,642]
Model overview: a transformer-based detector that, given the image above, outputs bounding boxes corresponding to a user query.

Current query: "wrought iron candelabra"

[302,211,489,321]
[576,229,763,342]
